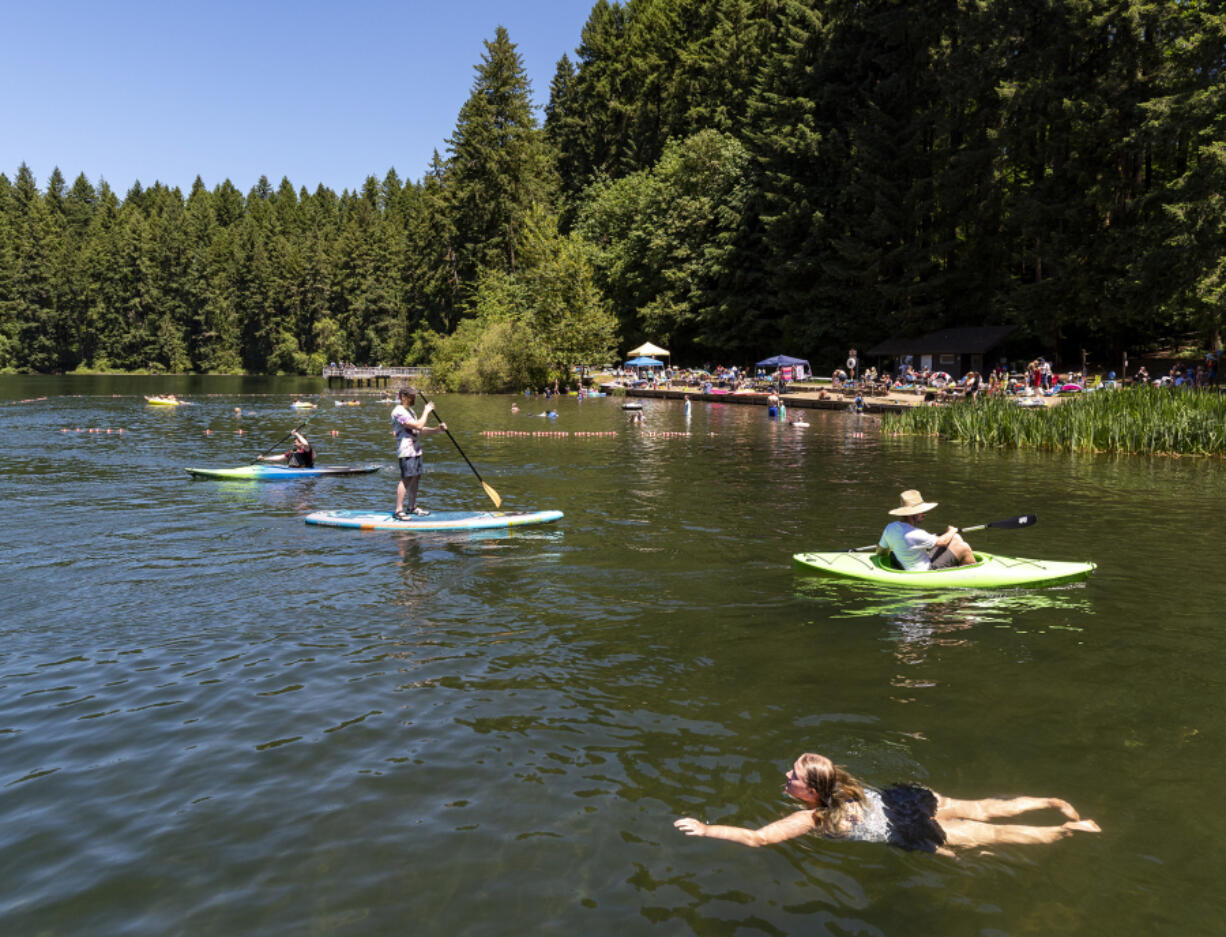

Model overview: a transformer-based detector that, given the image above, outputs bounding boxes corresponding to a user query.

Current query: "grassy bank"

[881,386,1226,456]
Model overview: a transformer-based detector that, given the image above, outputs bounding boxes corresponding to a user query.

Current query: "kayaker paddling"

[674,752,1100,855]
[258,430,315,468]
[877,489,975,570]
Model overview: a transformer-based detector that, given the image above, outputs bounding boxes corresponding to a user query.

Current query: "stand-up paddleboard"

[186,464,382,480]
[305,509,564,531]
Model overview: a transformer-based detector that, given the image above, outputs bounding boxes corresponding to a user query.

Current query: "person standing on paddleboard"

[876,489,975,570]
[258,430,315,468]
[392,386,446,519]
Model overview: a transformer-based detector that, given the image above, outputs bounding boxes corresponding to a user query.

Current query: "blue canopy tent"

[755,354,810,369]
[756,354,810,381]
[625,356,664,367]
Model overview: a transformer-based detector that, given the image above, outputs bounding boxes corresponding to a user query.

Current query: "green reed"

[881,386,1226,456]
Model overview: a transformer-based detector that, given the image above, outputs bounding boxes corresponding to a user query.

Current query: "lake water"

[2,375,1223,936]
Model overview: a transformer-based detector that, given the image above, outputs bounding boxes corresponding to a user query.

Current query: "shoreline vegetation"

[10,370,1226,458]
[881,386,1226,457]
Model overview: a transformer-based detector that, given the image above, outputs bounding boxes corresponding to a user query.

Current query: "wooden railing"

[321,366,430,379]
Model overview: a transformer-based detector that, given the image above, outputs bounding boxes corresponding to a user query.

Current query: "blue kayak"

[305,509,564,531]
[186,464,382,480]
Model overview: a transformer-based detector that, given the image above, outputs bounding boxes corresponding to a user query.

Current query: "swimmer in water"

[675,752,1099,855]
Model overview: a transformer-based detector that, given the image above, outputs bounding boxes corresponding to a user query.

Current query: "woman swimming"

[674,753,1099,855]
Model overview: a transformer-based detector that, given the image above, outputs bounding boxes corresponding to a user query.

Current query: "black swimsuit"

[843,785,947,852]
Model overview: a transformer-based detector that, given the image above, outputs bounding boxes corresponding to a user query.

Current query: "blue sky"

[3,0,595,196]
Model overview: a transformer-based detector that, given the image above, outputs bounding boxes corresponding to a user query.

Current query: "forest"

[2,0,1224,389]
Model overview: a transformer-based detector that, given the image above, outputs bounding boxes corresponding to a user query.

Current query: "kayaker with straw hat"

[876,489,976,570]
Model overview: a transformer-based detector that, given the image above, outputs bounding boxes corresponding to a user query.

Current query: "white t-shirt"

[878,520,938,570]
[391,404,422,458]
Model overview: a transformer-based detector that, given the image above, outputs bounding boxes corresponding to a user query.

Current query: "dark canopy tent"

[755,355,810,369]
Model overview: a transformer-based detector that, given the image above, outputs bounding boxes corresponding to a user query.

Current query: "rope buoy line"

[479,430,707,438]
[480,430,620,437]
[198,428,341,436]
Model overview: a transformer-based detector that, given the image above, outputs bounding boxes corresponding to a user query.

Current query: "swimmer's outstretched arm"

[674,809,815,847]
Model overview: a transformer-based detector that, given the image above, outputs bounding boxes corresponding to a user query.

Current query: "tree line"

[3,1,1224,387]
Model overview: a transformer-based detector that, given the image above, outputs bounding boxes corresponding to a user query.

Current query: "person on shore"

[674,752,1100,855]
[391,386,446,519]
[259,430,314,468]
[877,489,975,570]
[963,371,982,399]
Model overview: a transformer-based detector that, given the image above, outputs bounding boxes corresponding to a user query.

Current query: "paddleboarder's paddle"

[850,514,1037,552]
[417,392,502,509]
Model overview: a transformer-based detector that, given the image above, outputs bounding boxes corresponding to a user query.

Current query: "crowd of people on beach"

[487,344,1224,427]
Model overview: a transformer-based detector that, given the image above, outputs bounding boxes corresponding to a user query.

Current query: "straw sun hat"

[889,489,939,516]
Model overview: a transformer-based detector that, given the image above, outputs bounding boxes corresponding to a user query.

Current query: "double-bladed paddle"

[850,514,1037,552]
[417,392,502,509]
[254,422,309,462]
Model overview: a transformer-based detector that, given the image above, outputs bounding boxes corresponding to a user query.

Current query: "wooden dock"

[603,384,909,414]
[323,366,430,389]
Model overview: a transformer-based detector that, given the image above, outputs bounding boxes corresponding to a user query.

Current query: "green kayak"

[793,550,1095,590]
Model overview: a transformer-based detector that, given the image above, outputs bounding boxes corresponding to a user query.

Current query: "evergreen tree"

[12,165,71,370]
[403,152,461,341]
[1146,1,1226,352]
[553,0,630,197]
[75,183,122,369]
[544,54,585,222]
[0,176,19,369]
[446,26,557,282]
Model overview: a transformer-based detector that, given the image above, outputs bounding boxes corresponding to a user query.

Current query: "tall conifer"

[446,26,556,284]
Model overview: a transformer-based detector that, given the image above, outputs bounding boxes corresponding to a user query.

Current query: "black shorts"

[881,784,946,852]
[398,456,422,479]
[928,546,960,569]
